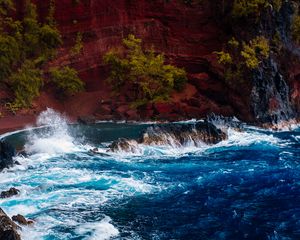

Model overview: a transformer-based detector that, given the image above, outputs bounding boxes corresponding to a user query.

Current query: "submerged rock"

[0,188,20,199]
[108,138,141,153]
[0,208,21,240]
[12,215,34,226]
[0,140,16,171]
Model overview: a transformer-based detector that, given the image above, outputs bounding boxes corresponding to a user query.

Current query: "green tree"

[9,60,43,109]
[50,66,85,95]
[103,34,187,105]
[0,0,82,111]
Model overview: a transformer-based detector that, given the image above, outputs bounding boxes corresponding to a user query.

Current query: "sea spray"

[24,108,77,154]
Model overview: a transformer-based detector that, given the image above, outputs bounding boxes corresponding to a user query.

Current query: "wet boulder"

[0,188,20,199]
[0,140,16,171]
[108,138,141,153]
[12,214,34,226]
[141,122,227,146]
[0,208,21,240]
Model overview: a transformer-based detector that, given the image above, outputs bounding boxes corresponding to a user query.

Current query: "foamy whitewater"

[0,109,299,239]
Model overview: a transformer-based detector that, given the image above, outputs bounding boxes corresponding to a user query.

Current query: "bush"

[0,0,14,16]
[216,36,270,85]
[232,0,282,19]
[292,15,300,44]
[241,36,269,69]
[103,34,187,104]
[50,66,85,95]
[70,32,83,56]
[0,0,79,111]
[0,34,21,81]
[9,60,43,109]
[39,24,62,56]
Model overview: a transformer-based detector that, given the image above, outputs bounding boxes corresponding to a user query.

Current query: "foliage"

[103,34,187,104]
[241,36,269,69]
[232,0,282,19]
[215,51,233,65]
[291,14,300,44]
[9,60,43,109]
[0,0,14,16]
[50,66,85,95]
[0,34,21,81]
[216,36,270,85]
[0,0,82,111]
[70,32,83,56]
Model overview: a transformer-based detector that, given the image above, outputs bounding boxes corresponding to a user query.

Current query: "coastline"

[0,110,299,137]
[0,115,37,135]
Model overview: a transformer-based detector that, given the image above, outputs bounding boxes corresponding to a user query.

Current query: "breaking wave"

[0,109,299,239]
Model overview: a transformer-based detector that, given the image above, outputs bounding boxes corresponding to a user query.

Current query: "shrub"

[103,34,187,104]
[215,51,233,65]
[241,36,269,69]
[0,0,78,111]
[0,0,14,16]
[291,15,300,44]
[50,66,85,95]
[9,60,43,109]
[70,32,83,56]
[232,0,282,19]
[0,34,21,81]
[216,36,270,85]
[39,24,62,56]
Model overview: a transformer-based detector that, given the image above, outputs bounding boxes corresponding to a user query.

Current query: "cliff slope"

[0,0,299,129]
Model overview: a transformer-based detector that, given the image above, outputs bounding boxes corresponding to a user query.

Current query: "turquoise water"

[0,110,300,240]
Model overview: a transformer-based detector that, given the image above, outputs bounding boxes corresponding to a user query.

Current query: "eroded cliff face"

[9,0,300,124]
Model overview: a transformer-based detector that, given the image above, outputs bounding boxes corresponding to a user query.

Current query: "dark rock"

[108,138,140,153]
[141,122,227,146]
[108,122,227,152]
[96,105,112,115]
[0,140,16,171]
[0,208,21,240]
[251,58,294,124]
[12,214,34,226]
[0,188,20,199]
[77,115,96,125]
[125,109,139,121]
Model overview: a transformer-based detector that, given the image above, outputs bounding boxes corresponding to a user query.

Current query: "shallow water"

[0,110,300,240]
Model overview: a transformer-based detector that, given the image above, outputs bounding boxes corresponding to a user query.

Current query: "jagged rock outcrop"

[109,122,227,152]
[0,141,16,171]
[0,208,21,240]
[141,122,227,146]
[109,138,141,153]
[0,188,20,199]
[12,215,34,226]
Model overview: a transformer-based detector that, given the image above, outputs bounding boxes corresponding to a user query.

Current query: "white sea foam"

[76,216,119,240]
[24,108,79,154]
[220,128,281,147]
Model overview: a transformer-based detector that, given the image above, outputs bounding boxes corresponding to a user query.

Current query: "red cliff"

[0,0,299,131]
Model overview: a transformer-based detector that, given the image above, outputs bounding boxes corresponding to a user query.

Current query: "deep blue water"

[0,111,299,240]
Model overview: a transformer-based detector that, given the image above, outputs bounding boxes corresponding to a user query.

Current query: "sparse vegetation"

[291,14,300,44]
[70,32,83,56]
[216,36,270,84]
[103,34,187,106]
[232,0,283,19]
[241,36,270,69]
